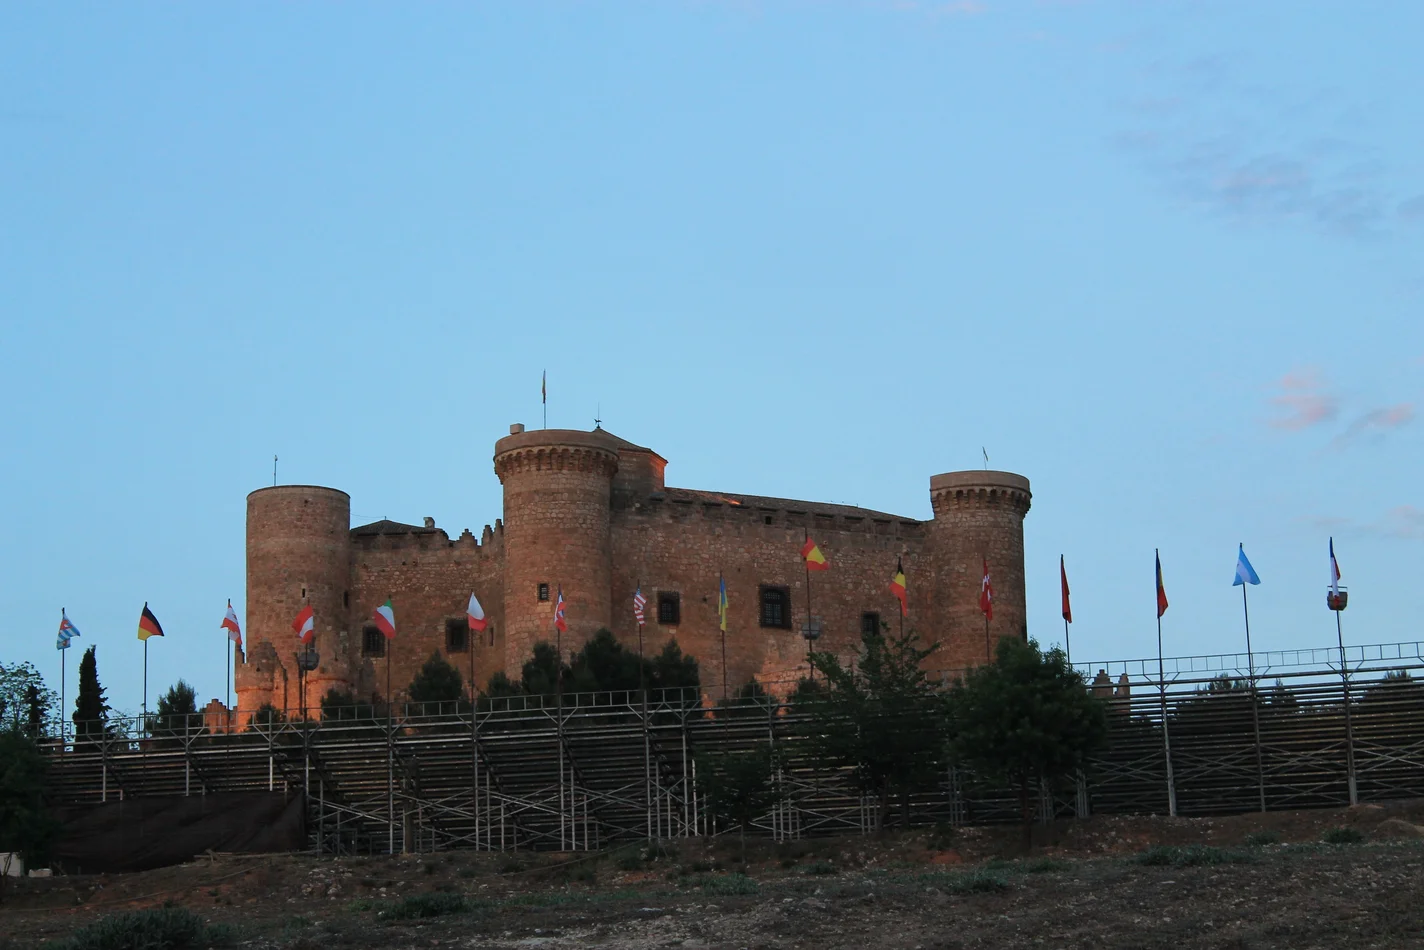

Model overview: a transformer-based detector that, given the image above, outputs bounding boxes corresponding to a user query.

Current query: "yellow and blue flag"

[718,575,728,632]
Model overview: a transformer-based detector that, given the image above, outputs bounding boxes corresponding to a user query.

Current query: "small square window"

[657,592,681,625]
[537,582,550,602]
[362,625,385,658]
[861,612,882,638]
[489,624,496,647]
[446,618,469,653]
[760,586,792,629]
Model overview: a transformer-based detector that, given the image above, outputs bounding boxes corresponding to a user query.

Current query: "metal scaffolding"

[42,640,1424,853]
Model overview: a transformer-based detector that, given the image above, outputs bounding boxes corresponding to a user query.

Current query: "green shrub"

[1023,858,1069,874]
[802,861,837,876]
[939,870,1010,894]
[698,872,759,896]
[53,907,233,950]
[376,893,471,921]
[1243,831,1281,847]
[1321,827,1364,845]
[615,851,644,872]
[1133,846,1255,867]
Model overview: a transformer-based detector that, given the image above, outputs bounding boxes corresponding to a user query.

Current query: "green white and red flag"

[373,599,397,639]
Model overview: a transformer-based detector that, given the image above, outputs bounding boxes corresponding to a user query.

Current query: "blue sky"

[2,1,1420,716]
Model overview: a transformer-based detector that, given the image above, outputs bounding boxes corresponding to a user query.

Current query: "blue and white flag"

[57,609,81,650]
[1233,544,1261,587]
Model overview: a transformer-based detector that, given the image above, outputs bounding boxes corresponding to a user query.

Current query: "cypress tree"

[73,646,110,744]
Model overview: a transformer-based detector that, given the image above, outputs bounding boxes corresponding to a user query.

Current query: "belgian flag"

[137,603,165,641]
[889,558,907,616]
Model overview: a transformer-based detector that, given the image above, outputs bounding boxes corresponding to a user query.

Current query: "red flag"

[554,588,568,633]
[979,559,993,622]
[1060,556,1072,624]
[1156,550,1169,618]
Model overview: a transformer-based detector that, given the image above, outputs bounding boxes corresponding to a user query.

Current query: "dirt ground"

[5,800,1424,949]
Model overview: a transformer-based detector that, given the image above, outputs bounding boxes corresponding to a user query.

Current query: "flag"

[542,370,546,405]
[467,593,487,633]
[292,604,315,644]
[633,587,646,627]
[138,603,164,641]
[889,558,907,617]
[221,600,242,646]
[554,588,567,633]
[979,560,993,622]
[57,609,81,651]
[1156,550,1169,618]
[1327,538,1338,598]
[1060,555,1072,624]
[1233,544,1261,586]
[718,575,729,631]
[372,598,397,639]
[800,537,830,571]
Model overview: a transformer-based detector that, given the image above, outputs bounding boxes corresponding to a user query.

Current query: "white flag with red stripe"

[221,600,242,646]
[467,593,487,632]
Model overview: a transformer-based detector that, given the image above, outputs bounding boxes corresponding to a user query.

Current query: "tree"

[649,639,699,692]
[407,652,464,715]
[0,662,57,739]
[699,744,780,858]
[804,628,951,833]
[520,642,566,698]
[152,680,198,744]
[0,729,62,903]
[566,629,645,694]
[946,637,1108,850]
[72,646,110,746]
[245,703,286,732]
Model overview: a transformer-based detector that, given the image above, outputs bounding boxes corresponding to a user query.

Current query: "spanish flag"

[138,603,165,641]
[800,537,829,571]
[889,558,907,616]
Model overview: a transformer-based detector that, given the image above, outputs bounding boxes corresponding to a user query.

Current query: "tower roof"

[351,519,441,537]
[659,487,919,524]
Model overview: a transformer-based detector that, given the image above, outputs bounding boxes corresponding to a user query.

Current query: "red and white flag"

[292,604,315,644]
[222,600,243,646]
[554,588,568,633]
[979,559,993,622]
[632,587,646,627]
[467,593,487,632]
[1330,537,1342,599]
[1060,556,1072,624]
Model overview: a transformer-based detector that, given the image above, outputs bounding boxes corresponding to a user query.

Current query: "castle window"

[343,591,349,608]
[861,612,882,638]
[760,586,792,629]
[657,592,681,625]
[362,625,385,658]
[489,624,496,647]
[446,618,469,654]
[537,582,550,602]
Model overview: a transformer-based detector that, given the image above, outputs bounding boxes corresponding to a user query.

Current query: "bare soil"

[5,800,1424,949]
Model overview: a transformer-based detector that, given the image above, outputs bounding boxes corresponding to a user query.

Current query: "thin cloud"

[1330,404,1416,449]
[1381,506,1424,540]
[1267,368,1338,430]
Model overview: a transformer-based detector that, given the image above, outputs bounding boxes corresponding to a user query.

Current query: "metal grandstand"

[42,641,1424,854]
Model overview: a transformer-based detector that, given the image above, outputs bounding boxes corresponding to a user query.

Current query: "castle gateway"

[235,425,1031,725]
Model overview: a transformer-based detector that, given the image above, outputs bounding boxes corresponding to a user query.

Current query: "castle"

[233,424,1032,724]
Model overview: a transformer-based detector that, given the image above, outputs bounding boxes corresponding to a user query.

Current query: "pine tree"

[72,646,110,745]
[152,680,198,744]
[947,637,1108,851]
[407,651,464,714]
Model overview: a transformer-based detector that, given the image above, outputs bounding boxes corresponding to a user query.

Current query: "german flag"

[800,537,830,571]
[138,603,165,641]
[889,558,907,616]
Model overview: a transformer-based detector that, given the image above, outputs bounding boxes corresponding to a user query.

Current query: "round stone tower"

[495,426,619,670]
[239,485,353,720]
[926,471,1032,668]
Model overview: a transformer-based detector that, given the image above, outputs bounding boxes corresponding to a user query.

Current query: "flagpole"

[556,589,565,851]
[803,531,815,683]
[1335,599,1357,805]
[1064,616,1071,666]
[61,637,66,754]
[1241,579,1266,812]
[1156,549,1177,818]
[143,637,149,737]
[225,635,231,734]
[720,573,728,701]
[637,579,650,841]
[386,606,394,854]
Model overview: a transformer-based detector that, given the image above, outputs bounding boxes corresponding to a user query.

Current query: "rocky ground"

[5,800,1424,949]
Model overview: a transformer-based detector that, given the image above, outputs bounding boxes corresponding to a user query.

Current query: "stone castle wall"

[235,426,1031,722]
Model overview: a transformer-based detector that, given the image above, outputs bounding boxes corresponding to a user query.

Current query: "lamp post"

[1329,585,1356,805]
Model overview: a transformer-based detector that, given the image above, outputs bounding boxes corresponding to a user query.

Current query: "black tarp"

[53,792,305,873]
